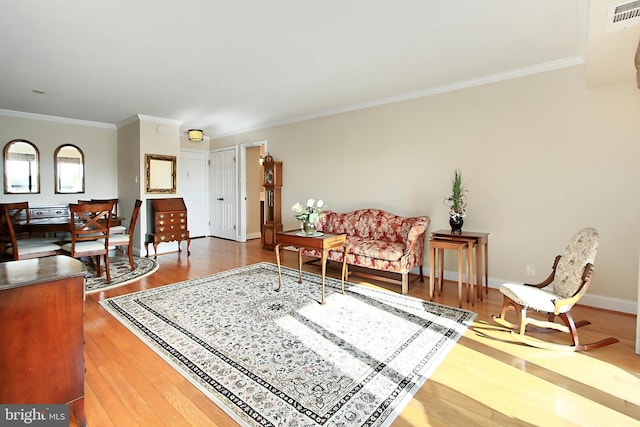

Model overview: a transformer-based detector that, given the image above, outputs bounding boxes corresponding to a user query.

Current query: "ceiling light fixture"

[188,129,204,142]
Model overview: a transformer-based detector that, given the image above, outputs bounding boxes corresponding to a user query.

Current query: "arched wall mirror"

[54,144,85,194]
[3,139,40,194]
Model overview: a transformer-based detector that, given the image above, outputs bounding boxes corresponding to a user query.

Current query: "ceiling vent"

[606,0,640,32]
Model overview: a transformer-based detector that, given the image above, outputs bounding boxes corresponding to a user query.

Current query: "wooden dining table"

[16,216,124,235]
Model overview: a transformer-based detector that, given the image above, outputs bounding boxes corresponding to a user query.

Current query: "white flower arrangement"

[291,198,325,224]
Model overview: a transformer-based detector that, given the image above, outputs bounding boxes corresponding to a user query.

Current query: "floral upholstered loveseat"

[300,209,430,294]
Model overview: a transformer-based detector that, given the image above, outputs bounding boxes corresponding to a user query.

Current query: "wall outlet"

[526,264,536,277]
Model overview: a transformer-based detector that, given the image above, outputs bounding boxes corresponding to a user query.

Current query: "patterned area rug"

[100,262,475,426]
[84,255,158,294]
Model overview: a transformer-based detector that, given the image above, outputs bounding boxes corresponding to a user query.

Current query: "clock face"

[265,169,274,184]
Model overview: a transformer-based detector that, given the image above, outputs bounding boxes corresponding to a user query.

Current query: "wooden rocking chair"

[492,227,619,351]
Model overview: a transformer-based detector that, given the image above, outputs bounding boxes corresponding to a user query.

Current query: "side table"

[431,230,490,301]
[274,230,348,305]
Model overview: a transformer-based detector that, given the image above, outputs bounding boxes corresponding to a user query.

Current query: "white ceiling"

[0,0,637,138]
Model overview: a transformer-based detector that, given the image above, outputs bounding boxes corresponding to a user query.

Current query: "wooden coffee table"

[274,230,348,304]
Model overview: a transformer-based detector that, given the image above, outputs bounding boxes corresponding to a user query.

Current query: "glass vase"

[302,221,317,235]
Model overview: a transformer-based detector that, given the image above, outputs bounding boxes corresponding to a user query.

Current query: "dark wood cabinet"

[0,255,87,426]
[145,197,191,258]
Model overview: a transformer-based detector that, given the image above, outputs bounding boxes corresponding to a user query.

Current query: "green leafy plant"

[444,169,467,219]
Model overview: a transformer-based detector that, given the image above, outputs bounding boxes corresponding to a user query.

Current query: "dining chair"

[0,204,62,261]
[99,199,142,270]
[61,201,114,283]
[1,202,61,244]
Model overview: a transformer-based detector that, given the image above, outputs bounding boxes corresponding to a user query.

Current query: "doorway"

[239,140,266,242]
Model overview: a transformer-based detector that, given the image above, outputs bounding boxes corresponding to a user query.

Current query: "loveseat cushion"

[347,237,405,261]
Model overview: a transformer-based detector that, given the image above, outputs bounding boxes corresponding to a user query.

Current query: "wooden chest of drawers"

[0,256,88,426]
[145,198,191,258]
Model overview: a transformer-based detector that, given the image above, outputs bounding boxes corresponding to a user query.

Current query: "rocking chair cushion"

[500,283,570,313]
[551,228,599,299]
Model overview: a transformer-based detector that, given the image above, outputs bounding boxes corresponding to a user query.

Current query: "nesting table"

[429,230,489,307]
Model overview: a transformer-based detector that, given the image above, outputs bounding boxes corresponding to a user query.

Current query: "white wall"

[138,117,182,255]
[212,65,640,311]
[117,119,142,254]
[0,114,118,205]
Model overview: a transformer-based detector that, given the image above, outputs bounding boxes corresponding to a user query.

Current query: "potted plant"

[444,169,467,234]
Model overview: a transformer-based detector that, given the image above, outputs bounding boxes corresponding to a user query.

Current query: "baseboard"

[420,266,637,315]
[246,232,261,240]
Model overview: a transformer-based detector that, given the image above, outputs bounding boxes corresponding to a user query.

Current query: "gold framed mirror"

[54,144,85,194]
[3,139,40,194]
[145,154,176,194]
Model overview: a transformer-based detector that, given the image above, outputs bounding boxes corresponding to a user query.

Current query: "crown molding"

[116,114,183,129]
[211,56,586,139]
[0,108,116,129]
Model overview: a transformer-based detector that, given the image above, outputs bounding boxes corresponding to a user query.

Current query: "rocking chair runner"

[492,227,619,351]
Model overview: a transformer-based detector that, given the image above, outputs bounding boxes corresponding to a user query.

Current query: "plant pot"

[449,216,463,235]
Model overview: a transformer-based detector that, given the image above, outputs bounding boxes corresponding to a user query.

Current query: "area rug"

[85,255,158,294]
[100,262,476,426]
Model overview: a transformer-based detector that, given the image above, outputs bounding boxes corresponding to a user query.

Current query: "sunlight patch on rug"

[84,255,158,294]
[100,262,475,426]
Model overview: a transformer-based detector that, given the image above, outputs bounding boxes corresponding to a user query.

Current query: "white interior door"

[180,150,208,238]
[210,148,237,240]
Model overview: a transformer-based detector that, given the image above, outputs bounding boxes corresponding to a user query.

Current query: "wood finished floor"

[83,237,640,427]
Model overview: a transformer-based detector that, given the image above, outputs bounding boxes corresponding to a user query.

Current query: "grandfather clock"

[262,159,283,250]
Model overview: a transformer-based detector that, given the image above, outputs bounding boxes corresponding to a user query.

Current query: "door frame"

[209,146,239,241]
[239,140,267,242]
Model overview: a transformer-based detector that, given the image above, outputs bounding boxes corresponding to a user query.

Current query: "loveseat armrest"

[399,216,430,271]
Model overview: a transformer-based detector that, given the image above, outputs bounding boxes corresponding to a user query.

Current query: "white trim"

[423,267,637,314]
[136,114,183,126]
[115,114,183,128]
[239,140,267,243]
[210,56,586,139]
[0,108,116,129]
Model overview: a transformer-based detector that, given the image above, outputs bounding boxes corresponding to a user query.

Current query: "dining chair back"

[89,198,125,234]
[100,199,142,270]
[61,201,114,283]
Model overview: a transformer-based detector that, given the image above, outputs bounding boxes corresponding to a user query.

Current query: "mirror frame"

[54,144,85,194]
[3,139,40,194]
[145,153,176,194]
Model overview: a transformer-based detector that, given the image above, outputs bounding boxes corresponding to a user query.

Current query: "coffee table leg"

[340,244,348,294]
[275,244,283,291]
[297,248,303,283]
[320,249,328,305]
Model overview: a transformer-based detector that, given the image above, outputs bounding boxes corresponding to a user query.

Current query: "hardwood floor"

[83,237,640,426]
